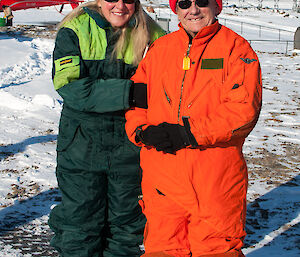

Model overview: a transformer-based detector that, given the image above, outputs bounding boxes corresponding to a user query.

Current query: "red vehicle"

[0,0,83,11]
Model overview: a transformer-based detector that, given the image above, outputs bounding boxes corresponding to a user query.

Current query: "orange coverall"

[125,21,262,257]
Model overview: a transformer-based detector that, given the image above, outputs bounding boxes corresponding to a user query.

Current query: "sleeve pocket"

[225,84,249,103]
[222,63,248,103]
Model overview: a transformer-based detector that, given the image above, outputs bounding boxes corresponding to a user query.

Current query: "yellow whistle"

[183,56,191,70]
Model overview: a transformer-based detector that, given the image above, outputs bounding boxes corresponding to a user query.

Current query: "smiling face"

[176,0,218,37]
[97,0,136,28]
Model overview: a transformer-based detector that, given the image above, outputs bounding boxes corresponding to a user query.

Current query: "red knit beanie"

[169,0,222,14]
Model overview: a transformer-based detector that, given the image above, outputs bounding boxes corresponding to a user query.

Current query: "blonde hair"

[58,0,155,66]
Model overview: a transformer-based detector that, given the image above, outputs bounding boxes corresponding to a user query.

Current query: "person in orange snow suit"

[125,0,262,256]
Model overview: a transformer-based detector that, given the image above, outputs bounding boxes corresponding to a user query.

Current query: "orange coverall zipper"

[178,43,192,123]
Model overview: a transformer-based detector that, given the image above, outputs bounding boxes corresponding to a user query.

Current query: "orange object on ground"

[126,21,262,256]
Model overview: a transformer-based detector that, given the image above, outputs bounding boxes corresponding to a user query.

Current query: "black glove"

[129,82,147,109]
[157,123,191,154]
[135,125,172,149]
[136,123,192,154]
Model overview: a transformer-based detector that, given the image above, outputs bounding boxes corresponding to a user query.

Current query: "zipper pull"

[183,56,191,70]
[183,43,192,70]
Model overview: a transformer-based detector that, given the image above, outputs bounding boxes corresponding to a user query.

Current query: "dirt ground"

[0,25,58,39]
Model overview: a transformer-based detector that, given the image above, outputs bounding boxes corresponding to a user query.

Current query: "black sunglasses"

[177,0,209,9]
[104,0,136,4]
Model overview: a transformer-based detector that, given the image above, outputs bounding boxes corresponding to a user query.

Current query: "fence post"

[293,0,300,12]
[156,17,170,33]
[274,0,279,10]
[294,27,300,49]
[293,0,297,11]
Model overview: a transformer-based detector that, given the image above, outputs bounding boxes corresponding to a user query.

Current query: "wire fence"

[155,16,298,54]
[223,0,300,12]
[247,40,298,54]
[151,0,300,12]
[218,17,295,41]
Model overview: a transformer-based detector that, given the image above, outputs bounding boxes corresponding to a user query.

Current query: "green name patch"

[201,58,224,69]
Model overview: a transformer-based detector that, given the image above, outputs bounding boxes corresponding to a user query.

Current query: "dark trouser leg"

[49,168,107,257]
[103,141,146,257]
[48,116,109,257]
[6,18,12,26]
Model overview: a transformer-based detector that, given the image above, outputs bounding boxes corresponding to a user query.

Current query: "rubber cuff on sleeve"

[135,124,147,143]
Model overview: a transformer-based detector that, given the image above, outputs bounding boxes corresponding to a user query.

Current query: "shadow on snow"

[0,134,59,234]
[0,134,57,161]
[0,188,60,234]
[244,174,300,255]
[0,34,33,42]
[0,80,32,89]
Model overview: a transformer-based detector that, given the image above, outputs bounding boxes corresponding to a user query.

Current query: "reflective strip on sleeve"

[55,56,80,72]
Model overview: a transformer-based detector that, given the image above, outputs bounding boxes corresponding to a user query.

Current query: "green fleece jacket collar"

[83,7,110,28]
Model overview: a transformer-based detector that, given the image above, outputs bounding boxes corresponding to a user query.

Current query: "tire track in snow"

[0,38,53,88]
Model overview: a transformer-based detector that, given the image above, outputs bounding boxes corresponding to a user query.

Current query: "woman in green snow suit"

[48,0,165,256]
